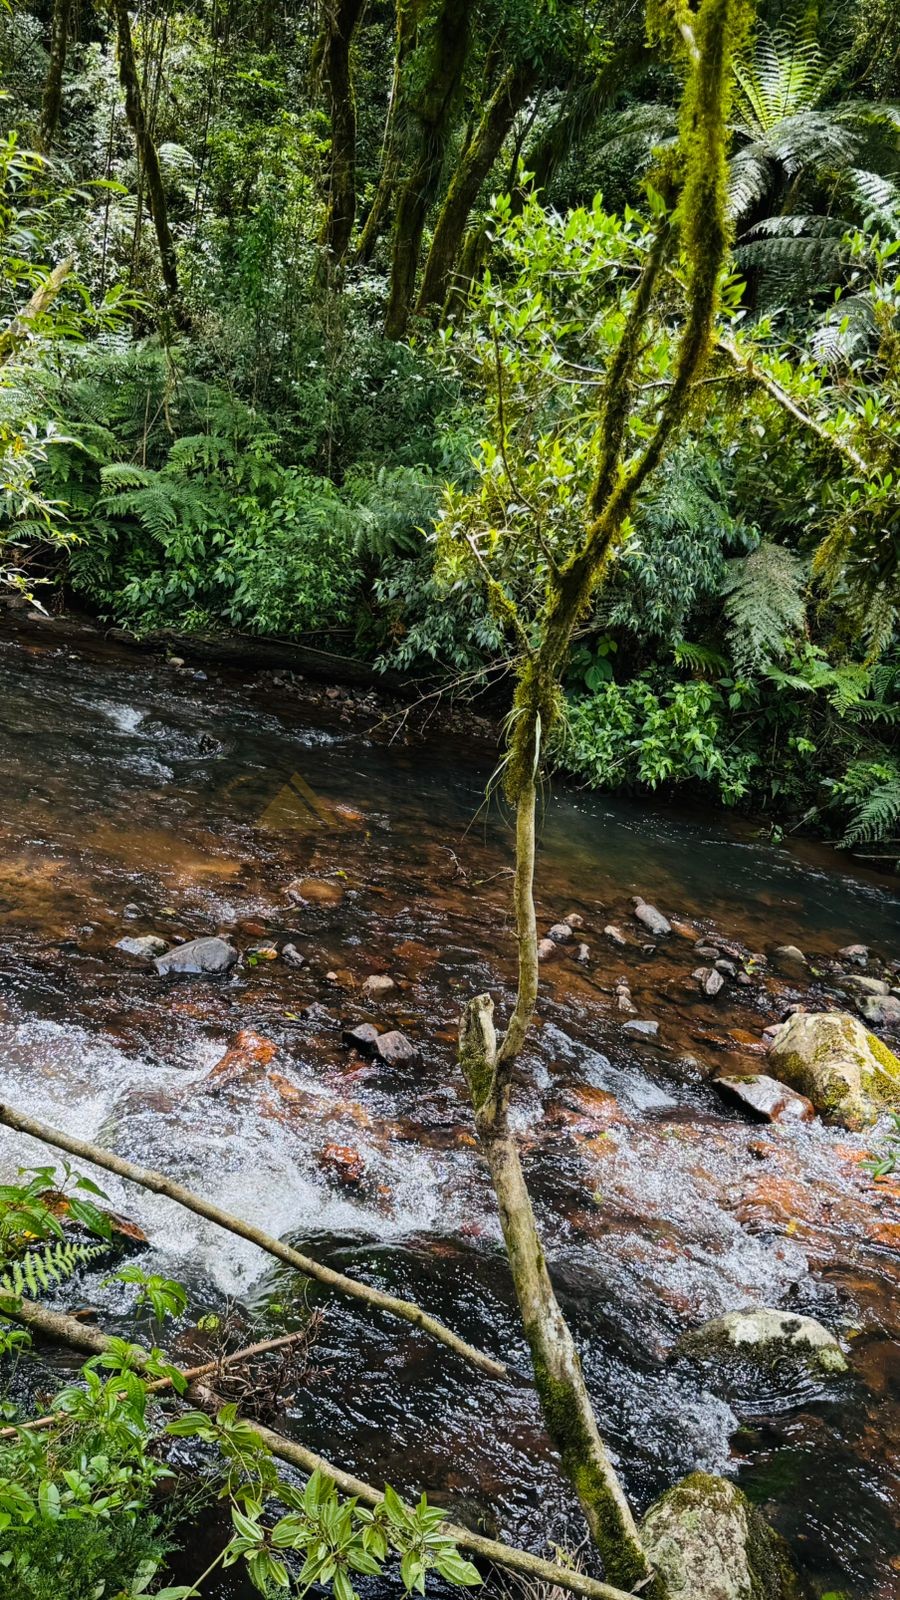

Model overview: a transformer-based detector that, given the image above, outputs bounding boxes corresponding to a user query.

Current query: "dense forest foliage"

[1,0,899,851]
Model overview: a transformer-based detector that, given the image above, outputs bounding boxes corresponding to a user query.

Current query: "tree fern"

[839,768,900,847]
[720,542,807,671]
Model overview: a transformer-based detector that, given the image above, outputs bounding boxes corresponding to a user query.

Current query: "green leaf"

[38,1480,60,1521]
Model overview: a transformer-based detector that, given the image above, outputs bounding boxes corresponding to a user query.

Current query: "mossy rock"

[641,1471,802,1600]
[676,1308,847,1376]
[766,1011,900,1129]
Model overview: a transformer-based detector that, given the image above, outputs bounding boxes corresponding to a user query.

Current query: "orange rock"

[566,1086,626,1127]
[287,877,344,906]
[320,1143,365,1184]
[206,1029,277,1088]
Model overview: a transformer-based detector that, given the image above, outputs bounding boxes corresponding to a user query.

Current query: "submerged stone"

[155,936,238,976]
[115,934,168,959]
[632,896,672,936]
[677,1307,848,1376]
[766,1010,900,1128]
[623,1018,659,1037]
[641,1470,801,1600]
[375,1029,419,1067]
[341,1021,380,1054]
[361,973,397,997]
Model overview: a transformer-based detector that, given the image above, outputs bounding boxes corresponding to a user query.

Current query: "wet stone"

[856,991,900,1027]
[715,958,738,978]
[155,936,238,976]
[575,942,591,964]
[603,924,627,947]
[537,938,557,961]
[632,896,672,936]
[694,942,722,960]
[774,944,807,970]
[375,1029,419,1067]
[623,1018,659,1037]
[715,1074,816,1124]
[838,943,869,967]
[341,1021,380,1054]
[693,966,725,998]
[115,934,168,959]
[361,973,397,998]
[547,922,573,944]
[677,1307,848,1376]
[840,973,889,996]
[281,942,305,968]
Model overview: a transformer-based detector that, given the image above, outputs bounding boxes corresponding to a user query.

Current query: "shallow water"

[0,627,898,1598]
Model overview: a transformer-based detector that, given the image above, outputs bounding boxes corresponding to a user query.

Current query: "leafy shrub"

[560,674,758,804]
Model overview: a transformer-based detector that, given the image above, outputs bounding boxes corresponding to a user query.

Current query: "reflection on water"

[0,629,898,1598]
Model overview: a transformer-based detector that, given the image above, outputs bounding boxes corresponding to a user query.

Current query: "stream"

[0,624,898,1598]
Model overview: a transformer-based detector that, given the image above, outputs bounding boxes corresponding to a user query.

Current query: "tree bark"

[417,59,533,314]
[383,0,474,339]
[6,1296,637,1600]
[38,0,72,151]
[458,786,661,1598]
[318,0,366,263]
[0,257,73,365]
[111,0,179,301]
[0,1098,505,1379]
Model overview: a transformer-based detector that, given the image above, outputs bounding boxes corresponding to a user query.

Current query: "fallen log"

[4,1297,636,1600]
[0,1101,505,1379]
[0,1326,310,1439]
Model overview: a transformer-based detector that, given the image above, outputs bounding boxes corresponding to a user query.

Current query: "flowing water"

[0,624,898,1597]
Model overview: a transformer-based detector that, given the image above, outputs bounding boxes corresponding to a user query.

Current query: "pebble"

[693,966,725,997]
[604,925,628,947]
[281,943,305,968]
[715,1074,815,1124]
[375,1029,419,1067]
[548,922,574,944]
[341,1022,380,1054]
[622,1019,659,1037]
[361,974,397,997]
[115,934,168,959]
[632,897,672,936]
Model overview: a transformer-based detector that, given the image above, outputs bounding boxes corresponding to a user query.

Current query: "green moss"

[643,1471,801,1600]
[863,1030,900,1105]
[529,1354,665,1597]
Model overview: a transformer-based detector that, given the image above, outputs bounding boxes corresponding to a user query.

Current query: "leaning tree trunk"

[318,0,366,264]
[111,0,179,301]
[38,0,72,151]
[458,782,663,1598]
[416,59,533,313]
[383,0,473,339]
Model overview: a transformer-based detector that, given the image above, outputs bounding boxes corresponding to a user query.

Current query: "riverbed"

[0,626,898,1597]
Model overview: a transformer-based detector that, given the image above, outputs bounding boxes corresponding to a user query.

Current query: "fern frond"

[841,776,900,846]
[721,542,807,671]
[0,1238,109,1300]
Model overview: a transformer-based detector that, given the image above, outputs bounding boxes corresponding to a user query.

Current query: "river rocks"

[115,934,168,959]
[562,911,584,929]
[281,943,305,968]
[641,1470,801,1600]
[155,936,238,976]
[839,973,890,996]
[320,1142,364,1185]
[715,959,737,978]
[342,1022,380,1054]
[547,922,573,944]
[766,1010,900,1127]
[361,973,397,998]
[604,924,628,947]
[838,943,868,966]
[694,941,721,960]
[773,944,807,972]
[286,876,344,906]
[622,1018,659,1038]
[693,966,725,998]
[206,1029,277,1090]
[855,991,900,1028]
[631,896,671,936]
[575,942,591,964]
[677,1307,848,1376]
[374,1029,419,1067]
[615,981,638,1014]
[537,938,557,961]
[715,1075,815,1124]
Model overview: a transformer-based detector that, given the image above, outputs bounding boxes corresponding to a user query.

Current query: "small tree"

[440,0,750,1589]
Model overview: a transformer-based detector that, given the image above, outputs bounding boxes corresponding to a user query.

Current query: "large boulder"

[676,1307,847,1377]
[641,1472,801,1600]
[155,936,238,976]
[766,1010,900,1128]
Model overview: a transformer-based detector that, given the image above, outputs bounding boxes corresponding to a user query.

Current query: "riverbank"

[0,627,898,1597]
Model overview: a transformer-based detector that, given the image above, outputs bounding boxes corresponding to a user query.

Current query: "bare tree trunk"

[111,0,179,301]
[38,0,72,151]
[318,0,366,263]
[458,783,662,1598]
[416,59,533,314]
